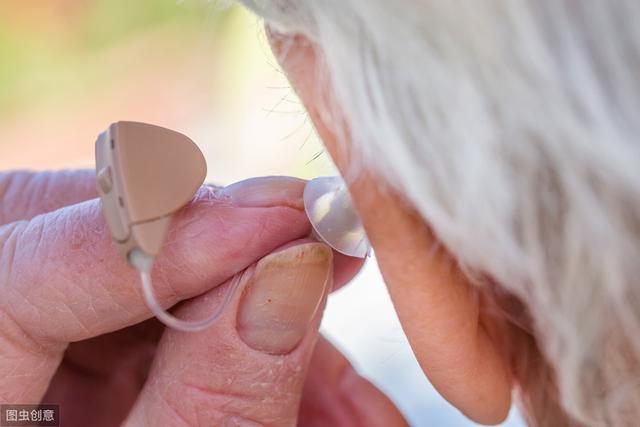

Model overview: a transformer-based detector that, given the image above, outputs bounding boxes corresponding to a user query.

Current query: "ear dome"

[96,121,207,257]
[303,176,370,258]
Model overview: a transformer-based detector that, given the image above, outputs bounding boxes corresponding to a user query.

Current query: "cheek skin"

[267,28,513,424]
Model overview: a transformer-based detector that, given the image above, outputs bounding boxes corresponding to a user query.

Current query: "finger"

[124,242,333,426]
[36,245,363,425]
[270,31,512,423]
[299,336,407,427]
[0,170,98,225]
[0,176,310,403]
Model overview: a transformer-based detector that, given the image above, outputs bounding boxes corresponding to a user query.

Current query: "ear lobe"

[96,121,206,257]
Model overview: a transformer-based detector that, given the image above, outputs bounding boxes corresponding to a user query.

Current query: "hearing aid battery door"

[304,176,371,258]
[95,121,207,258]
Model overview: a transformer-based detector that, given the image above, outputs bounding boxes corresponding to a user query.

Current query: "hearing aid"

[95,121,206,259]
[95,121,239,332]
[304,176,371,258]
[96,121,370,332]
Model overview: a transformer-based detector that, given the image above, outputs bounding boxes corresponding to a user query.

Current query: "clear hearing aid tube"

[129,249,244,332]
[128,175,369,332]
[303,176,371,258]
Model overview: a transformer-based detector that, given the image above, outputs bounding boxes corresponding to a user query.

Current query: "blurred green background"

[0,0,330,181]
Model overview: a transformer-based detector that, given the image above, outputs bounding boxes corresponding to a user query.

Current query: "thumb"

[124,241,332,426]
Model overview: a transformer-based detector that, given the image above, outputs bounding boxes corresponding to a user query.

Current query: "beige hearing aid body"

[95,121,369,332]
[95,121,207,260]
[96,121,232,332]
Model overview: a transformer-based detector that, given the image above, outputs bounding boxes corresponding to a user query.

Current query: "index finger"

[0,177,310,345]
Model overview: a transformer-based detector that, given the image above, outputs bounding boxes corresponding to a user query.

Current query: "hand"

[0,171,407,426]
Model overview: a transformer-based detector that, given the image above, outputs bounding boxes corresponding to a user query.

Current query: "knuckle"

[0,221,24,289]
[0,216,67,349]
[0,221,63,355]
[0,171,30,224]
[0,171,56,225]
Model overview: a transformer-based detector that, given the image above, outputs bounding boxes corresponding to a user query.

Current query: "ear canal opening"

[130,249,243,332]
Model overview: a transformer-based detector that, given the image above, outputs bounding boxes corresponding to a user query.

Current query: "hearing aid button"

[97,166,113,193]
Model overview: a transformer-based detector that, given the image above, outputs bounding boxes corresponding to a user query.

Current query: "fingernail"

[221,176,306,210]
[237,242,332,354]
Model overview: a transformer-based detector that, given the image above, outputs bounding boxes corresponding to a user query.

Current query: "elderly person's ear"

[269,29,513,424]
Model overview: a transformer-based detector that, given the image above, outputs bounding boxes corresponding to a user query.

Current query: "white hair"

[239,1,640,425]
